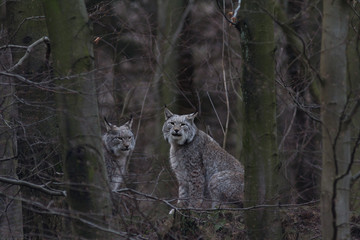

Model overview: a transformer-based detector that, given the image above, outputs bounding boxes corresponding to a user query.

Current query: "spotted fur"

[102,118,135,191]
[162,108,244,208]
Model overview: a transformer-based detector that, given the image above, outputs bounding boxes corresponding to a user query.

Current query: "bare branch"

[0,176,66,197]
[9,16,45,42]
[0,45,27,51]
[232,0,242,20]
[7,36,50,72]
[18,196,145,239]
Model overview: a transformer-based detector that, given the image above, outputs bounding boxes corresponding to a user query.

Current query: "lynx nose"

[122,145,130,151]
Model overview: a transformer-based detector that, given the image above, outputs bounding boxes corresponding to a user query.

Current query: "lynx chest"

[169,144,203,178]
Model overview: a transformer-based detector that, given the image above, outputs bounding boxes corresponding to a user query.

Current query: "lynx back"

[162,108,244,208]
[102,118,135,191]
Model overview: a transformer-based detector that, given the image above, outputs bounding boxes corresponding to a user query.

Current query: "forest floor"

[152,204,357,239]
[149,205,323,239]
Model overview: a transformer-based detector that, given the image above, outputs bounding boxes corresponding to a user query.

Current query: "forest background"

[0,0,359,239]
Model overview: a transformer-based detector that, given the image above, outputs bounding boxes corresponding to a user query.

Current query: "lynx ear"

[164,108,174,120]
[104,117,113,131]
[124,116,133,129]
[186,112,198,121]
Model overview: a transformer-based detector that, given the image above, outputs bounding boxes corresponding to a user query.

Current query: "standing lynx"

[102,118,135,191]
[162,108,244,208]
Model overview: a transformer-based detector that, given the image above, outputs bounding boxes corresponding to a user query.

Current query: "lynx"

[162,108,244,208]
[102,117,135,191]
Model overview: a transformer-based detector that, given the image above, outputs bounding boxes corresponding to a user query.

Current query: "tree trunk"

[151,0,192,206]
[0,23,24,240]
[6,0,63,237]
[42,1,114,238]
[277,0,321,204]
[320,1,350,239]
[236,0,281,238]
[348,3,360,214]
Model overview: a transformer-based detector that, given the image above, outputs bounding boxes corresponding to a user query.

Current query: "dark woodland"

[0,0,359,239]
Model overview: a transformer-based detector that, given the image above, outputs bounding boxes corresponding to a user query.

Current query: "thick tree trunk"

[42,0,114,238]
[320,1,350,239]
[236,0,281,238]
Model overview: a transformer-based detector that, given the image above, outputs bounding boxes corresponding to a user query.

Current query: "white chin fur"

[169,135,186,145]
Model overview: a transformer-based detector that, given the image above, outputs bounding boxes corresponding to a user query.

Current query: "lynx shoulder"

[102,117,135,191]
[162,108,244,208]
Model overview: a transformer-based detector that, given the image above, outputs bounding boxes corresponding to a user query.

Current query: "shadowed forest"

[1,0,360,239]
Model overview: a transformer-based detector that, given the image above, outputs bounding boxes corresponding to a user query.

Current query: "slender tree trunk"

[278,0,320,204]
[6,0,65,237]
[42,1,114,238]
[236,0,281,238]
[320,1,350,239]
[151,0,192,204]
[0,27,24,240]
[348,3,360,214]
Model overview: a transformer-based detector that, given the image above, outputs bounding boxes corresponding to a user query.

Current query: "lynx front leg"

[188,170,205,208]
[111,175,123,192]
[177,180,189,207]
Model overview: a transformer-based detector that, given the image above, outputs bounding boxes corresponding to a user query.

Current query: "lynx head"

[162,108,198,145]
[103,117,135,157]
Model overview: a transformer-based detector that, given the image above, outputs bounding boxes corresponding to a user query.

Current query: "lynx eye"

[180,123,186,127]
[169,122,175,125]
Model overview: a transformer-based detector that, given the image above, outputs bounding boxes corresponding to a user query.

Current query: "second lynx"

[103,118,135,191]
[162,108,244,208]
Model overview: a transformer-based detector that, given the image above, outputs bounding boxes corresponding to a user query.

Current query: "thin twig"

[18,196,145,239]
[207,91,225,134]
[9,16,45,42]
[221,0,230,149]
[278,107,297,150]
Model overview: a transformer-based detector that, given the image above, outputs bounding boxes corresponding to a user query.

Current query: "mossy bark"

[42,0,114,238]
[236,0,281,238]
[320,1,351,239]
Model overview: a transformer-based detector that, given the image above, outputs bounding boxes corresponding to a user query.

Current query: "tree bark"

[348,3,360,214]
[320,0,351,239]
[0,25,24,240]
[151,0,192,205]
[42,0,114,238]
[236,0,281,238]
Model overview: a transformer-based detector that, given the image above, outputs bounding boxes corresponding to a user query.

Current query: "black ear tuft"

[125,115,133,129]
[104,117,112,131]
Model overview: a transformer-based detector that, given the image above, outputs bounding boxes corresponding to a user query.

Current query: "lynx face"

[162,108,198,145]
[103,119,135,157]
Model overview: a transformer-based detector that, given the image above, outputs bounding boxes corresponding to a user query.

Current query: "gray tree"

[42,0,115,238]
[0,17,23,239]
[320,0,351,239]
[236,0,281,238]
